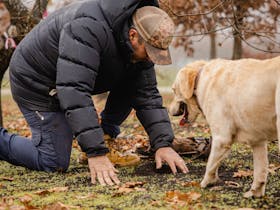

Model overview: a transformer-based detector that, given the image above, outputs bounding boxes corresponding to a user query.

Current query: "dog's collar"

[193,68,203,112]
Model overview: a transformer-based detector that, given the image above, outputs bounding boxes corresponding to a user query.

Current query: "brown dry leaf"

[19,194,40,210]
[2,197,14,205]
[75,194,96,199]
[233,170,253,178]
[115,186,134,195]
[123,181,145,188]
[48,187,69,193]
[181,181,200,187]
[35,187,68,195]
[0,176,14,181]
[113,181,146,196]
[43,202,80,210]
[268,163,280,175]
[34,189,50,196]
[19,194,33,204]
[165,190,201,206]
[106,150,140,166]
[0,197,25,210]
[234,208,256,210]
[225,181,241,188]
[0,205,25,210]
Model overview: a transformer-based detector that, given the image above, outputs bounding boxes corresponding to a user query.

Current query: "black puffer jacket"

[9,0,174,156]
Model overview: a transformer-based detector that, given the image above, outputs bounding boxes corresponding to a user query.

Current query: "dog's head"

[169,60,206,125]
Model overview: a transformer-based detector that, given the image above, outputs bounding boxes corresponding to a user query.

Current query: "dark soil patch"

[134,161,173,176]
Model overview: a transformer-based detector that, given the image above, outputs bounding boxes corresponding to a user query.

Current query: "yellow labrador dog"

[169,57,280,197]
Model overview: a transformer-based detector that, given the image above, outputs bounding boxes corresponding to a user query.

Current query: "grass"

[0,94,280,209]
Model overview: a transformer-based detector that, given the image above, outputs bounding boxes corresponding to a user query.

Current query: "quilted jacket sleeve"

[56,17,109,157]
[131,62,174,151]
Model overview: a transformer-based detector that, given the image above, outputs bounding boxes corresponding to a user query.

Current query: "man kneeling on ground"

[0,0,188,185]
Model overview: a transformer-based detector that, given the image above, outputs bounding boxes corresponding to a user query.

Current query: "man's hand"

[155,147,189,174]
[88,155,120,186]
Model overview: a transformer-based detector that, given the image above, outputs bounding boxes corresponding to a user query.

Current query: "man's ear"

[179,68,198,99]
[129,28,138,43]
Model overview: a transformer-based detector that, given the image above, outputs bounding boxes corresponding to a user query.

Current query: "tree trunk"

[0,0,47,126]
[209,32,217,59]
[231,2,243,60]
[232,33,242,60]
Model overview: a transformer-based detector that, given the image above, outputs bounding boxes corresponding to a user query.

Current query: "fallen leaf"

[181,181,200,187]
[75,194,96,199]
[123,181,145,188]
[113,181,146,196]
[43,202,80,210]
[19,194,32,204]
[0,176,14,181]
[225,181,240,188]
[34,190,50,196]
[233,170,253,178]
[115,186,134,195]
[35,187,68,195]
[268,164,280,175]
[150,200,162,207]
[165,190,201,206]
[234,208,256,210]
[0,197,25,210]
[48,187,69,193]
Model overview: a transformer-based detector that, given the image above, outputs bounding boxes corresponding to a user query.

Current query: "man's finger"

[97,171,106,186]
[90,168,97,184]
[166,160,177,174]
[113,167,119,173]
[176,159,188,174]
[155,156,162,169]
[109,170,120,185]
[103,171,114,186]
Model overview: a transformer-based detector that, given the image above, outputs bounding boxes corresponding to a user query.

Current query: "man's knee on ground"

[39,157,70,172]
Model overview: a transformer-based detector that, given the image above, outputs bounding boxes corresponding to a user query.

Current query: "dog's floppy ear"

[179,68,198,99]
[179,60,206,99]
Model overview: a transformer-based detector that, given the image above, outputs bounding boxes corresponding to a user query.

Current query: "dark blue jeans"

[0,107,73,172]
[0,89,131,172]
[0,105,127,172]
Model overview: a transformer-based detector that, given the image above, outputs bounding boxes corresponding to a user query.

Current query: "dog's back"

[197,57,280,145]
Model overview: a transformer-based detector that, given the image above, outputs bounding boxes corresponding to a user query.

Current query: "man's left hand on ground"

[155,147,189,174]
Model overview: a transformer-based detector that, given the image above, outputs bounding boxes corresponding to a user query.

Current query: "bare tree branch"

[172,25,232,38]
[224,0,280,53]
[159,0,227,17]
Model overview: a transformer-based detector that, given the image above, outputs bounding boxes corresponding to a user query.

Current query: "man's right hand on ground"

[88,155,120,186]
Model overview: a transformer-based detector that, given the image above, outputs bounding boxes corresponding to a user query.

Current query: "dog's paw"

[201,176,220,188]
[200,179,209,188]
[243,189,264,198]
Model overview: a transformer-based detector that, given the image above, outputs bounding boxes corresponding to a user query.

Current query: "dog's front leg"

[244,142,268,198]
[201,135,232,188]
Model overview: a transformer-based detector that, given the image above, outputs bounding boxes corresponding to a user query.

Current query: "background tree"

[0,0,47,126]
[160,0,280,60]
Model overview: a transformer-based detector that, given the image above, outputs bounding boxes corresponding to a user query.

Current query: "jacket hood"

[99,0,159,36]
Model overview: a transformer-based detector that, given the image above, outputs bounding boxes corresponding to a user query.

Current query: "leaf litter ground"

[0,94,280,209]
